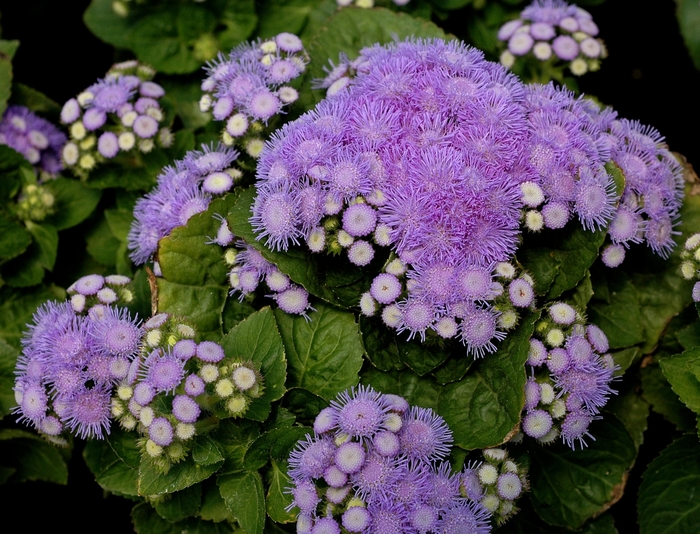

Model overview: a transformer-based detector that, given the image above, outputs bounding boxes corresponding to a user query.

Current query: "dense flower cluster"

[12,182,55,222]
[127,142,241,265]
[498,0,606,77]
[0,105,66,174]
[13,273,265,467]
[460,448,528,526]
[520,302,617,448]
[199,33,308,155]
[13,274,137,442]
[680,233,700,301]
[286,385,493,533]
[60,60,173,177]
[110,311,264,471]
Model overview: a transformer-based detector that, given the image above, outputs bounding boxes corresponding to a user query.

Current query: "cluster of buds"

[0,105,66,175]
[498,0,606,77]
[110,312,265,471]
[60,60,173,177]
[460,448,529,526]
[519,302,617,449]
[12,274,140,444]
[13,183,55,222]
[224,241,313,318]
[199,33,308,155]
[360,258,536,357]
[127,143,242,266]
[286,385,493,533]
[680,233,700,301]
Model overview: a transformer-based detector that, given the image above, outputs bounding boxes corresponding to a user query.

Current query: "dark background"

[1,0,698,532]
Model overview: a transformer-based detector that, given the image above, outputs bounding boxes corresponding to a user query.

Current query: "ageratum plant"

[1,1,700,533]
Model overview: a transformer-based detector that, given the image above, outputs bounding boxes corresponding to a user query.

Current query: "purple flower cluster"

[498,0,606,76]
[60,60,172,176]
[226,241,313,317]
[200,33,308,153]
[109,311,264,470]
[600,118,684,266]
[521,83,616,233]
[520,302,617,449]
[286,385,492,533]
[680,233,700,301]
[0,105,66,174]
[13,274,140,441]
[460,448,528,526]
[127,143,240,265]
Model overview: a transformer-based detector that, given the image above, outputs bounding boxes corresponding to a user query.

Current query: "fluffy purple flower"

[0,105,66,173]
[398,406,453,462]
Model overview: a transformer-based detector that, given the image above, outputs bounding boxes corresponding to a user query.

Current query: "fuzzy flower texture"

[249,37,682,355]
[0,105,66,174]
[498,0,606,77]
[286,385,527,533]
[13,273,264,469]
[60,60,173,177]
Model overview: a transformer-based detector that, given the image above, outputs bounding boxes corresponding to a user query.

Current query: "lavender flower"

[0,105,66,174]
[60,60,172,177]
[128,143,240,265]
[200,34,308,147]
[286,385,494,532]
[497,0,606,77]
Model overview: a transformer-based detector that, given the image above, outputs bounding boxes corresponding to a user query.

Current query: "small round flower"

[232,365,257,391]
[552,35,579,60]
[520,181,545,207]
[533,41,553,60]
[118,132,135,150]
[335,441,367,474]
[509,32,534,55]
[497,472,523,500]
[276,32,304,53]
[197,341,225,363]
[347,240,375,266]
[549,302,576,325]
[75,274,105,295]
[149,417,174,446]
[509,278,534,307]
[249,90,282,121]
[98,131,119,158]
[542,201,570,229]
[202,171,234,194]
[342,506,371,533]
[522,409,553,439]
[172,395,201,423]
[602,244,625,268]
[332,386,390,440]
[184,374,206,396]
[342,203,377,237]
[274,286,310,315]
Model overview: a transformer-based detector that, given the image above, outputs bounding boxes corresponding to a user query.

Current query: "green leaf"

[266,459,296,524]
[83,0,133,48]
[588,270,646,350]
[86,163,155,191]
[161,79,212,130]
[25,221,58,271]
[274,302,363,400]
[211,418,260,475]
[105,208,134,243]
[362,366,442,412]
[129,8,209,74]
[606,379,649,451]
[219,307,287,421]
[638,433,700,534]
[438,312,537,449]
[0,284,63,349]
[200,481,235,522]
[218,471,265,534]
[0,428,69,484]
[243,426,310,471]
[227,187,367,308]
[519,226,606,299]
[0,40,19,117]
[83,427,140,496]
[43,178,102,231]
[676,0,700,71]
[431,0,472,10]
[282,387,328,423]
[157,194,239,339]
[660,348,700,421]
[359,316,406,372]
[86,214,122,267]
[0,338,17,418]
[256,0,330,38]
[0,211,31,261]
[529,414,636,529]
[10,82,61,115]
[192,435,226,466]
[153,484,202,522]
[131,501,234,534]
[138,436,224,496]
[641,363,696,431]
[217,0,258,49]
